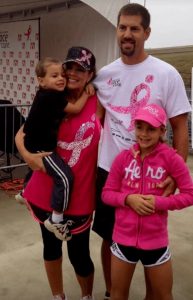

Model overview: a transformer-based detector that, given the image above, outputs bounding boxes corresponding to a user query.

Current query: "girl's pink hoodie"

[102,142,193,250]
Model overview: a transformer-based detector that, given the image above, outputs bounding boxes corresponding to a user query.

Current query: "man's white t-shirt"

[93,55,191,172]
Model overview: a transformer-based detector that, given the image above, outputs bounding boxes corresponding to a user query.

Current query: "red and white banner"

[0,19,39,117]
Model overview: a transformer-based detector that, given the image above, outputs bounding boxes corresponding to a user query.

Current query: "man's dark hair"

[117,3,151,30]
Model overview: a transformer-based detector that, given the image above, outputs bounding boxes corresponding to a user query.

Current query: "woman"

[15,46,103,300]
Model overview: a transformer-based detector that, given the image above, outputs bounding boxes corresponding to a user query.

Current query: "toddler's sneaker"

[53,293,68,300]
[15,191,26,205]
[44,215,73,241]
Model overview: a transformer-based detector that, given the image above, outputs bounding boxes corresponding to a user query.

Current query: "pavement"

[1,156,193,300]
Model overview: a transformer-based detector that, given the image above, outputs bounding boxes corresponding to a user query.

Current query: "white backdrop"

[0,19,39,117]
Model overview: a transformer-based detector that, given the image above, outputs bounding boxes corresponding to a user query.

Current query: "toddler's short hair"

[35,57,62,78]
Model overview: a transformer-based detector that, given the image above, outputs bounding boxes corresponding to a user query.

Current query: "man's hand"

[24,151,52,173]
[157,175,176,196]
[125,194,155,215]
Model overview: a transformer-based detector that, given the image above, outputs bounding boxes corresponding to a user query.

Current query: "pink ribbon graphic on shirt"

[57,121,95,167]
[107,82,151,132]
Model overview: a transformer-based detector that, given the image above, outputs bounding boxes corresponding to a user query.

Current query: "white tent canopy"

[0,0,192,69]
[82,0,193,49]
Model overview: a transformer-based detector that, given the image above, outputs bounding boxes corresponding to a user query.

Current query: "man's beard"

[120,39,135,57]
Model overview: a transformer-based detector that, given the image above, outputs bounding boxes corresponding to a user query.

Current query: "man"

[92,3,191,300]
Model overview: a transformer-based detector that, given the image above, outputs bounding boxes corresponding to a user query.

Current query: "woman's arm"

[15,125,51,172]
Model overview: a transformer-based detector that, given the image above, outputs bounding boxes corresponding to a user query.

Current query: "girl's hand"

[125,194,155,215]
[85,83,95,96]
[24,151,52,173]
[157,175,176,196]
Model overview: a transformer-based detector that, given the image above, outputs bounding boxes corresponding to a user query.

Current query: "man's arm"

[169,113,189,162]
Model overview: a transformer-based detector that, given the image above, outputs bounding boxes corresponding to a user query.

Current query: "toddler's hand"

[85,83,95,96]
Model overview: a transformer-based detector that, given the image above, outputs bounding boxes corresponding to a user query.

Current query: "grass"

[151,51,193,89]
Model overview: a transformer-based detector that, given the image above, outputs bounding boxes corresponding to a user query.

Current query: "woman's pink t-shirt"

[23,94,101,216]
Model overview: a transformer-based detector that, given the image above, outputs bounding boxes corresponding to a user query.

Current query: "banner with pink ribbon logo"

[0,19,39,118]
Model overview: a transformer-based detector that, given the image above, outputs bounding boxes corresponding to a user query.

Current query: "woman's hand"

[15,124,51,173]
[85,83,95,96]
[125,194,155,215]
[157,175,176,196]
[24,151,52,173]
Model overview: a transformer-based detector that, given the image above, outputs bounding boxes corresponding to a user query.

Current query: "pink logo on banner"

[24,25,31,40]
[26,85,30,92]
[22,76,26,83]
[3,82,6,88]
[10,67,13,73]
[0,59,2,65]
[0,74,3,80]
[26,52,30,58]
[6,75,10,81]
[6,59,9,65]
[22,92,26,99]
[14,60,18,66]
[22,60,26,66]
[35,86,39,92]
[3,52,6,58]
[0,89,4,95]
[17,99,21,104]
[21,108,26,115]
[30,60,34,67]
[9,52,13,58]
[31,94,35,100]
[30,77,34,84]
[10,83,13,89]
[13,76,18,82]
[6,90,10,96]
[35,33,39,40]
[10,98,13,103]
[17,84,22,90]
[35,52,39,59]
[30,42,35,49]
[4,96,7,100]
[18,52,22,58]
[26,100,31,104]
[14,91,17,97]
[22,43,25,49]
[3,67,6,73]
[18,68,22,74]
[26,68,30,75]
[18,34,22,41]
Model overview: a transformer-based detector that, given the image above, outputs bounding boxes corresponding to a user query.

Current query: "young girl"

[102,103,193,300]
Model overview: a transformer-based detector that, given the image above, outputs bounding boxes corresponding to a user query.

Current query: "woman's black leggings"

[40,223,94,277]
